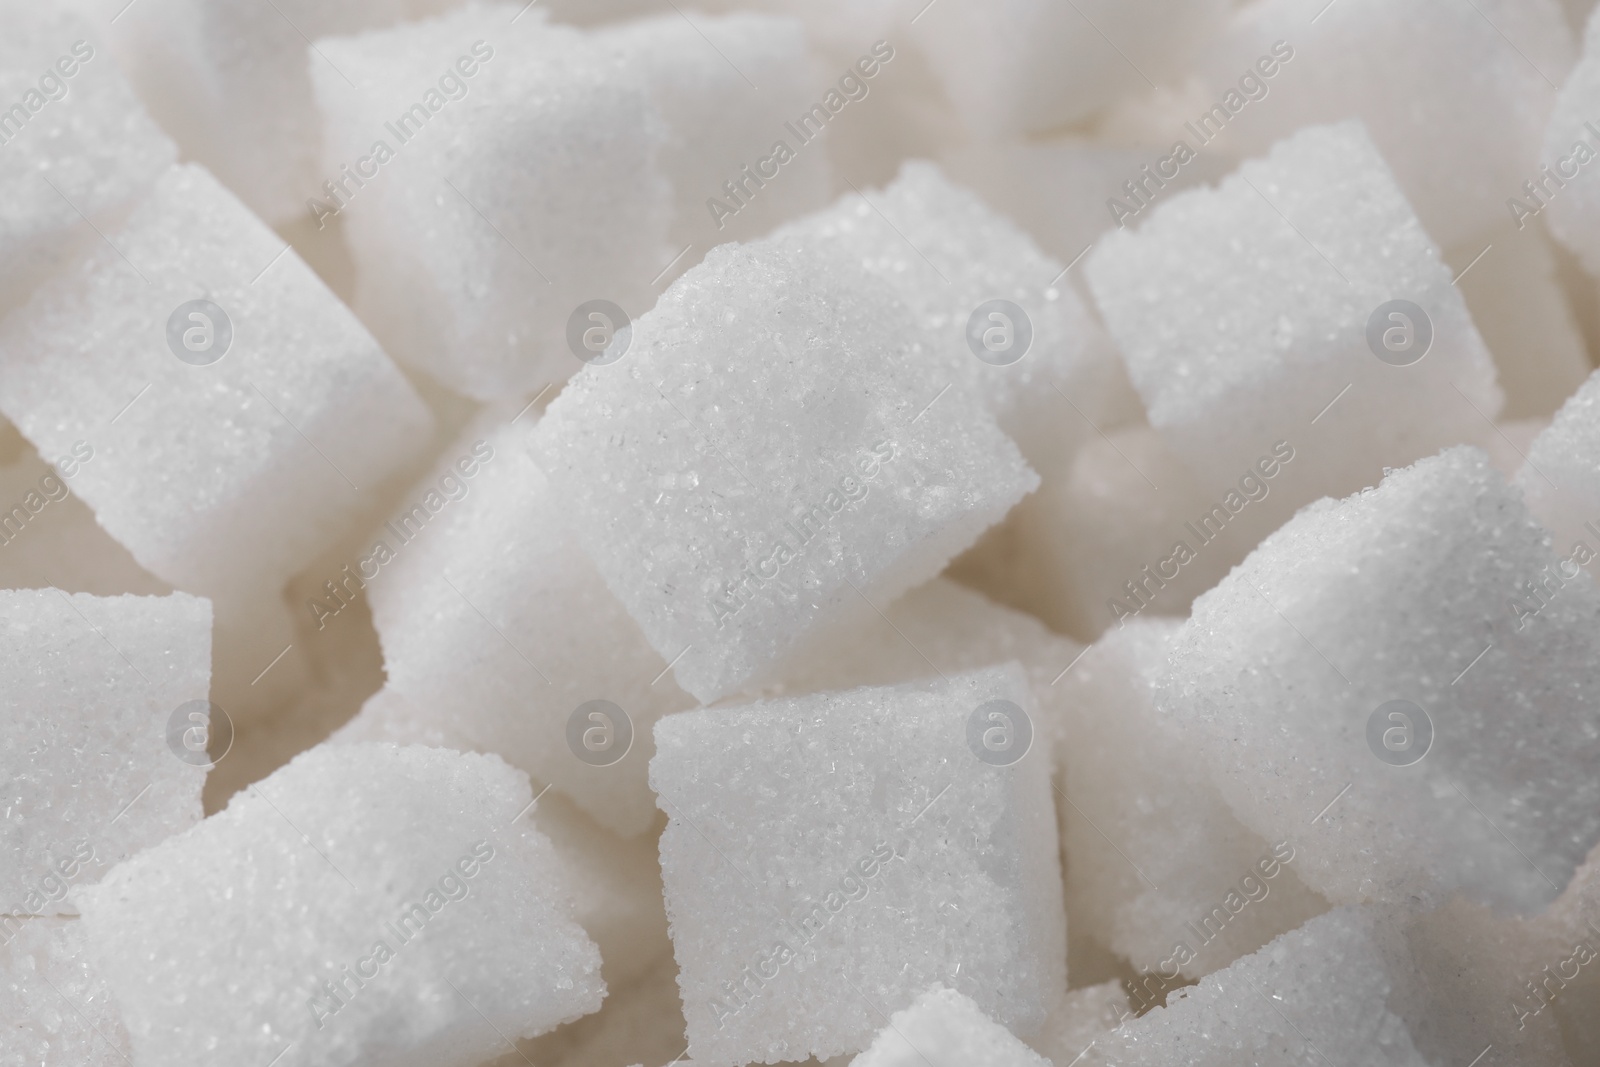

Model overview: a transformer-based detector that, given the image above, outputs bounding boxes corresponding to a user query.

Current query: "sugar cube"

[1083,908,1430,1066]
[771,161,1121,478]
[1087,121,1503,530]
[76,743,604,1067]
[1518,369,1600,556]
[1028,981,1130,1067]
[1202,0,1574,249]
[313,6,674,399]
[594,12,832,250]
[1057,618,1328,985]
[521,951,688,1067]
[0,162,434,611]
[0,917,132,1066]
[532,237,1037,702]
[2,589,210,915]
[911,0,1232,136]
[650,664,1065,1064]
[119,0,461,223]
[1161,446,1600,913]
[849,985,1050,1067]
[0,3,175,313]
[335,411,696,837]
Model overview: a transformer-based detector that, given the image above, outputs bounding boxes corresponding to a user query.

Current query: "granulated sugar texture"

[8,2,1600,1065]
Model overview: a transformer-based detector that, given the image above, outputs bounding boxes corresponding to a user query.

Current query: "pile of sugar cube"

[8,0,1600,1063]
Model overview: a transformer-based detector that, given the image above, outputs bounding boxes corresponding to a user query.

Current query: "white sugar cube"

[1162,447,1600,913]
[595,12,832,249]
[76,743,604,1067]
[314,6,673,399]
[771,161,1121,478]
[910,0,1231,136]
[0,917,132,1066]
[120,0,460,223]
[0,3,174,312]
[850,985,1049,1067]
[1087,121,1502,528]
[1551,16,1600,277]
[335,411,695,837]
[522,952,688,1067]
[2,589,210,915]
[650,664,1065,1064]
[0,162,434,609]
[1083,908,1430,1067]
[1517,368,1600,552]
[1058,619,1328,984]
[1203,0,1574,249]
[533,238,1037,702]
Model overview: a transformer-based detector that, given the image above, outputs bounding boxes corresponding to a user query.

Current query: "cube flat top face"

[1163,447,1600,913]
[1,589,209,913]
[0,162,432,596]
[649,664,1063,1064]
[75,743,603,1067]
[368,415,694,837]
[533,239,1035,702]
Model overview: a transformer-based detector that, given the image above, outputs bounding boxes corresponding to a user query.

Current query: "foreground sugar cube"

[1088,121,1502,529]
[911,0,1231,135]
[1058,618,1327,984]
[1204,0,1574,249]
[1084,908,1430,1066]
[314,6,673,399]
[329,411,695,837]
[121,0,459,223]
[851,985,1049,1067]
[772,161,1120,478]
[0,162,434,608]
[76,743,604,1067]
[0,917,132,1067]
[534,237,1037,702]
[2,589,210,914]
[1162,447,1600,913]
[650,664,1065,1064]
[0,3,175,311]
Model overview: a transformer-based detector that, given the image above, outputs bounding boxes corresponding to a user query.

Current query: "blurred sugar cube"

[1162,447,1600,913]
[1029,981,1130,1066]
[911,0,1232,137]
[850,985,1049,1067]
[119,0,461,224]
[1517,368,1600,550]
[76,743,604,1067]
[596,11,832,250]
[314,6,673,399]
[1057,618,1327,983]
[772,161,1121,478]
[0,917,132,1067]
[1087,121,1502,530]
[0,3,175,315]
[1203,0,1574,249]
[650,664,1065,1064]
[331,411,695,836]
[2,589,209,914]
[1083,908,1430,1066]
[533,238,1036,702]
